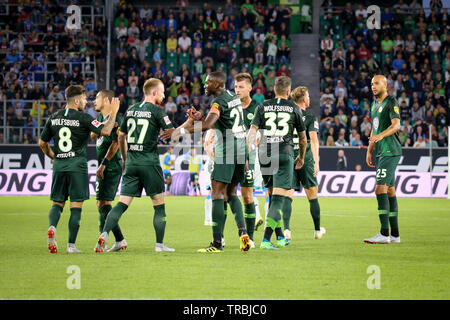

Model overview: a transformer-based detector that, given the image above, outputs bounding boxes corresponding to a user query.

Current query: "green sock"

[193,184,197,193]
[282,197,293,230]
[100,205,124,241]
[48,204,63,227]
[309,198,321,231]
[376,193,390,236]
[103,202,128,235]
[389,196,399,237]
[212,199,225,245]
[244,202,256,240]
[153,204,167,243]
[228,195,246,234]
[264,195,286,241]
[220,201,228,237]
[68,208,81,244]
[167,183,171,193]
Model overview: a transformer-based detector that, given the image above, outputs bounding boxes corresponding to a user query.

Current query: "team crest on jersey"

[373,117,379,130]
[91,119,101,128]
[378,106,383,113]
[302,116,306,122]
[247,113,254,120]
[394,106,399,114]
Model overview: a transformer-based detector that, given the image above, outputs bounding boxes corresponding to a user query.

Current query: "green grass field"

[0,196,449,300]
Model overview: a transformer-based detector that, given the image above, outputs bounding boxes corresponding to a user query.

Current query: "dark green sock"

[220,201,228,237]
[212,199,225,245]
[48,204,63,227]
[228,195,246,234]
[100,205,124,242]
[282,197,293,230]
[376,193,390,236]
[265,195,285,241]
[196,184,200,193]
[244,202,256,240]
[167,183,171,193]
[68,208,81,244]
[153,204,167,243]
[103,202,128,235]
[389,196,399,237]
[309,198,321,231]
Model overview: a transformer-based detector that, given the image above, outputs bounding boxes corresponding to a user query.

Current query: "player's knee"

[387,187,396,197]
[53,201,65,208]
[150,193,165,206]
[375,185,388,195]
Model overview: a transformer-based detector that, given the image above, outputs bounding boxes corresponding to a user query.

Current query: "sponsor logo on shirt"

[91,119,102,128]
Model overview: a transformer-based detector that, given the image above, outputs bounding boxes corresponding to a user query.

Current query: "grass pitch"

[0,196,449,300]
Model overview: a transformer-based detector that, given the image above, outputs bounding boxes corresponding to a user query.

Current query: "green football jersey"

[40,107,104,172]
[371,95,402,157]
[96,112,123,172]
[210,90,247,159]
[251,97,306,157]
[120,101,173,167]
[293,109,319,161]
[243,99,259,164]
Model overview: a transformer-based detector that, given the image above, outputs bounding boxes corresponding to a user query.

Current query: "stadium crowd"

[111,0,293,131]
[0,0,107,144]
[319,1,449,148]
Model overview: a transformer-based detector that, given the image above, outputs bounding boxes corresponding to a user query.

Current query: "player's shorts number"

[127,118,149,144]
[376,168,387,179]
[246,169,255,181]
[230,106,246,134]
[264,112,290,136]
[58,127,72,152]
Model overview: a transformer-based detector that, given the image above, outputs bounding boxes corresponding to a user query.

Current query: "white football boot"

[107,239,128,252]
[155,243,175,252]
[284,229,292,241]
[364,233,390,244]
[66,244,82,253]
[314,227,326,239]
[47,226,58,254]
[389,235,401,243]
[94,232,108,253]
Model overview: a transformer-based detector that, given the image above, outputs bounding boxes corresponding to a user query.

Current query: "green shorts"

[375,155,400,186]
[96,169,122,201]
[292,159,318,190]
[120,165,165,197]
[241,163,255,188]
[50,171,89,202]
[211,160,246,185]
[190,172,199,182]
[261,153,294,190]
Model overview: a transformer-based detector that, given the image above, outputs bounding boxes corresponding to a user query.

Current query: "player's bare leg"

[47,201,64,253]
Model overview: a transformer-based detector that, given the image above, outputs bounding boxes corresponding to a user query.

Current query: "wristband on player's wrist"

[101,158,109,166]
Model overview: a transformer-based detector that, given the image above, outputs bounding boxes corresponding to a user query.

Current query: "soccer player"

[234,72,263,245]
[94,78,175,253]
[92,89,127,252]
[187,147,202,196]
[39,85,119,253]
[162,146,173,196]
[247,76,307,250]
[286,86,326,241]
[163,71,251,253]
[364,74,402,244]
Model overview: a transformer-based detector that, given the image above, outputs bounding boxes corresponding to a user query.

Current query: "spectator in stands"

[336,149,348,170]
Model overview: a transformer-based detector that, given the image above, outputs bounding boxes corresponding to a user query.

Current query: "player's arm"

[162,111,219,141]
[295,130,307,169]
[97,140,119,179]
[247,124,259,152]
[203,129,215,159]
[99,98,120,136]
[310,131,320,176]
[39,139,54,160]
[366,128,375,168]
[118,131,127,171]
